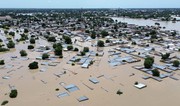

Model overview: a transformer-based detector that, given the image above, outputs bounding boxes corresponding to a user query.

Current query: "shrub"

[28,61,39,69]
[0,60,5,65]
[0,39,3,42]
[30,38,35,44]
[97,40,104,47]
[28,45,34,49]
[74,48,79,51]
[96,53,99,56]
[116,90,123,95]
[7,41,15,48]
[55,88,59,91]
[1,100,8,105]
[67,45,73,50]
[20,50,27,56]
[83,47,89,52]
[173,60,180,67]
[72,63,75,66]
[152,69,160,77]
[9,89,18,98]
[42,53,49,60]
[134,81,138,85]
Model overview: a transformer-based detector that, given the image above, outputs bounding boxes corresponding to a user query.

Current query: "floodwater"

[112,17,180,32]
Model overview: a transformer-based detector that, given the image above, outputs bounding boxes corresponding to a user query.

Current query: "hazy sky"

[0,0,179,8]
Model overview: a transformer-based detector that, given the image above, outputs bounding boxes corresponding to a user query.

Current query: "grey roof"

[89,78,99,84]
[77,96,89,102]
[153,64,166,70]
[64,84,79,92]
[57,92,69,98]
[81,58,93,68]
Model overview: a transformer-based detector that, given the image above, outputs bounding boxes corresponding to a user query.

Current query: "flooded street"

[112,17,180,32]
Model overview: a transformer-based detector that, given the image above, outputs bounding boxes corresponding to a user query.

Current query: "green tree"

[83,47,89,52]
[74,48,79,51]
[0,48,9,52]
[63,36,72,44]
[106,39,110,43]
[54,46,62,56]
[20,50,27,56]
[97,40,104,47]
[20,33,28,41]
[0,60,5,65]
[53,43,62,49]
[1,100,8,105]
[85,30,90,33]
[144,57,154,69]
[24,29,29,33]
[150,30,157,35]
[42,53,49,60]
[28,61,39,69]
[151,34,157,39]
[48,36,56,42]
[91,31,96,39]
[80,51,86,56]
[173,60,180,67]
[9,89,18,98]
[28,45,34,49]
[161,53,170,60]
[7,41,15,48]
[30,38,35,44]
[152,69,160,77]
[101,30,108,38]
[4,30,8,35]
[67,45,73,50]
[9,31,15,36]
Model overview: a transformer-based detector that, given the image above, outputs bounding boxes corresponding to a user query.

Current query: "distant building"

[0,16,12,20]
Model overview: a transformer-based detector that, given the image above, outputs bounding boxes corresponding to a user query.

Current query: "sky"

[0,0,180,8]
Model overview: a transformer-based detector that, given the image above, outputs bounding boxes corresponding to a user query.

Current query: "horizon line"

[0,8,180,9]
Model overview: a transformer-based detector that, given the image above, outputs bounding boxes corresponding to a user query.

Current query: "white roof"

[134,83,147,89]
